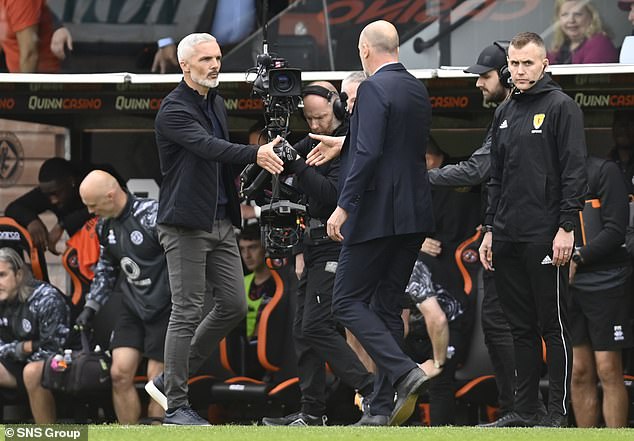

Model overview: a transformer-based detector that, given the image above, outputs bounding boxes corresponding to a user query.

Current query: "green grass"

[3,425,633,441]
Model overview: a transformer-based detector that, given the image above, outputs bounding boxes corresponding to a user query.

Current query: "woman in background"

[548,0,618,64]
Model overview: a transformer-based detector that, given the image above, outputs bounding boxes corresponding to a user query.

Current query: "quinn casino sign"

[0,132,24,188]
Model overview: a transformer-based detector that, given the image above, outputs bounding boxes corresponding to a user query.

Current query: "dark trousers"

[332,233,424,416]
[481,271,516,414]
[492,240,571,418]
[158,220,247,409]
[294,256,373,415]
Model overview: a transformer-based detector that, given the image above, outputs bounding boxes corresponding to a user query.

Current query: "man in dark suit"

[328,20,437,427]
[147,32,283,425]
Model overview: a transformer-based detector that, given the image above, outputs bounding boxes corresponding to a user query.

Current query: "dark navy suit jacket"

[338,63,434,245]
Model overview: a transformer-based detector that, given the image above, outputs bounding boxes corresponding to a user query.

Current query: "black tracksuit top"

[485,75,588,242]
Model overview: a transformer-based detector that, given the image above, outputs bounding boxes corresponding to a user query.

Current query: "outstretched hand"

[306,134,345,166]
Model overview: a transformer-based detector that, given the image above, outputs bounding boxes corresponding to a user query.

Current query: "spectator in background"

[548,0,618,64]
[568,156,632,428]
[0,247,69,423]
[76,171,171,425]
[618,0,634,63]
[0,0,60,72]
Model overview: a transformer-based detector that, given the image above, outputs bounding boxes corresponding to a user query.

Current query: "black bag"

[41,330,112,395]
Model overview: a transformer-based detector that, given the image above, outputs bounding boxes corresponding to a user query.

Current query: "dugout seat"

[451,230,500,425]
[209,261,299,422]
[0,216,48,281]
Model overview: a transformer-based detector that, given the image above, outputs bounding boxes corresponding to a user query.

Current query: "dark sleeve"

[556,98,588,225]
[289,158,340,207]
[428,137,491,187]
[48,6,63,31]
[484,108,505,226]
[60,207,91,235]
[85,222,119,312]
[4,188,51,227]
[31,287,70,361]
[579,161,628,264]
[155,100,258,165]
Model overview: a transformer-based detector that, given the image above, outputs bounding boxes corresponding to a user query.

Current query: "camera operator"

[262,81,374,426]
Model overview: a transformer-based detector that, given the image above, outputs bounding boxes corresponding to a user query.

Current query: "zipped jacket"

[485,75,587,242]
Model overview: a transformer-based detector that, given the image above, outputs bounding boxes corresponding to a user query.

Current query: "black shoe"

[479,411,538,428]
[535,413,568,428]
[352,412,389,426]
[163,406,211,426]
[145,373,167,411]
[261,412,327,426]
[389,365,430,426]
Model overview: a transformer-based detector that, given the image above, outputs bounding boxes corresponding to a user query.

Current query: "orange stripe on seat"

[258,260,285,372]
[454,229,482,296]
[454,375,496,398]
[0,216,46,281]
[225,376,265,385]
[268,377,299,396]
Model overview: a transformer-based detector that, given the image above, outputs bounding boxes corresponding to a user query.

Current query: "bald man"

[262,81,373,426]
[76,171,172,424]
[325,21,436,427]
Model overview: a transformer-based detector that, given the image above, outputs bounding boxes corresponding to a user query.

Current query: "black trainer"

[535,413,568,428]
[145,373,167,411]
[261,412,327,426]
[163,406,211,426]
[479,411,538,427]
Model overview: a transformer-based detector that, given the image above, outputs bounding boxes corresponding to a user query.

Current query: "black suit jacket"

[338,63,434,244]
[155,80,258,232]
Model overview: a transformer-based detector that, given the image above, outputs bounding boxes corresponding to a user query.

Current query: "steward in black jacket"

[486,74,587,241]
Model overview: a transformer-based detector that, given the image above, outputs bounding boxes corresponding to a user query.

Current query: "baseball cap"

[619,0,634,11]
[464,44,507,75]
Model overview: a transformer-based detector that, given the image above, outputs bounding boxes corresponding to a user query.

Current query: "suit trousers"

[492,240,571,418]
[158,220,247,409]
[293,255,374,416]
[481,270,516,414]
[332,233,425,416]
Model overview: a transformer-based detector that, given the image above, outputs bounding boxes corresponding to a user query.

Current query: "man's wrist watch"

[572,249,584,264]
[482,225,493,233]
[560,221,574,232]
[434,360,445,369]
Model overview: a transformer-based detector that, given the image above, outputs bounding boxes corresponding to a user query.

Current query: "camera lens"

[273,73,294,93]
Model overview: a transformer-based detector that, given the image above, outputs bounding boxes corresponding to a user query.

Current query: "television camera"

[240,33,307,260]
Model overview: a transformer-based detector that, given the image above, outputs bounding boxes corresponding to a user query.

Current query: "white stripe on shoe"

[145,378,168,411]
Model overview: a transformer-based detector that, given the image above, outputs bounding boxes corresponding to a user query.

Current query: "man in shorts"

[75,171,172,424]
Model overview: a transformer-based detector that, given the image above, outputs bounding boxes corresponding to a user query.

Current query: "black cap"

[464,44,507,75]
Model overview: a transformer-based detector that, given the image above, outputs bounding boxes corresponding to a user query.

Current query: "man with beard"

[148,32,284,425]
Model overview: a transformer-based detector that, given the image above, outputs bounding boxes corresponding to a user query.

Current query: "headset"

[493,40,512,88]
[301,85,348,121]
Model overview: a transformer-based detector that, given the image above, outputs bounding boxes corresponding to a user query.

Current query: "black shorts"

[0,358,27,391]
[110,303,171,362]
[569,283,633,351]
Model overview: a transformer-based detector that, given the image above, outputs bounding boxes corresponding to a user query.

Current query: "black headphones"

[302,85,348,121]
[493,40,512,89]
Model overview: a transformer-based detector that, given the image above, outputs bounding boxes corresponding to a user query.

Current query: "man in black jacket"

[568,157,632,428]
[262,82,373,427]
[150,32,283,425]
[479,32,587,428]
[428,43,517,421]
[76,170,171,425]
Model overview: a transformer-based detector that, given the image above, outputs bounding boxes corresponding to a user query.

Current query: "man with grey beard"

[147,32,284,425]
